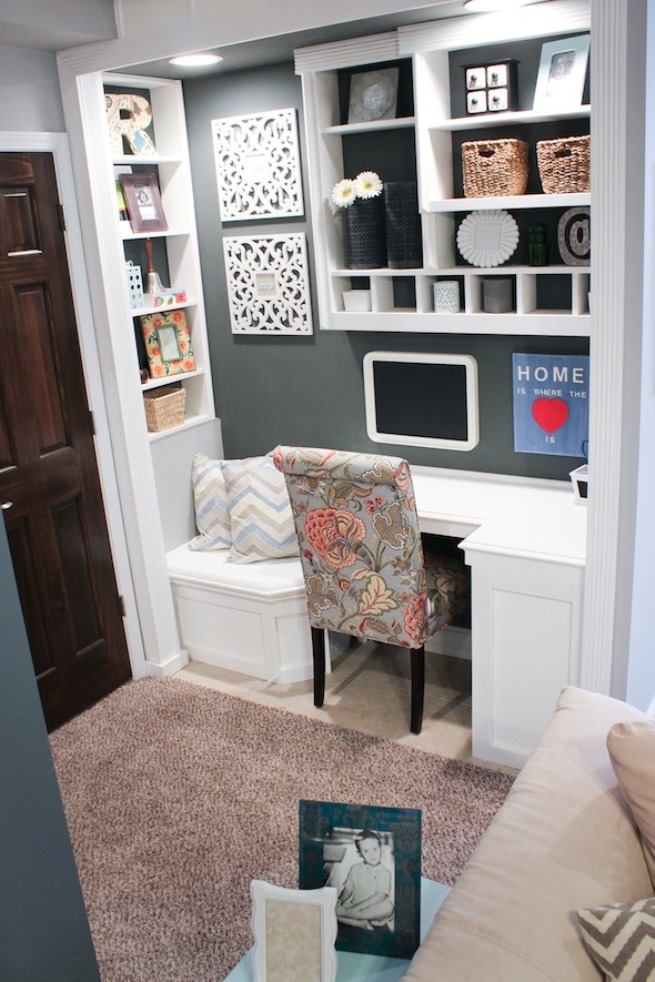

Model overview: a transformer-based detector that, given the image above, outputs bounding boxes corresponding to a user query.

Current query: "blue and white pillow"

[189,453,232,551]
[220,455,299,564]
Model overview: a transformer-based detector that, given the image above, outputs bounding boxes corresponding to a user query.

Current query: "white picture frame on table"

[222,233,313,335]
[212,108,304,222]
[533,34,590,112]
[251,880,338,982]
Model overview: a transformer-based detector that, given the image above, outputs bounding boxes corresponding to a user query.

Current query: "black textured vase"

[342,197,386,269]
[384,181,423,269]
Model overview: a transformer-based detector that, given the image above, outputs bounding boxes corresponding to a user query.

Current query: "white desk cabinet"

[413,467,586,767]
[464,550,584,768]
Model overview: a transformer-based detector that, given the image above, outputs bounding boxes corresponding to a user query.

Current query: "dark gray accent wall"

[184,62,588,480]
[0,519,100,981]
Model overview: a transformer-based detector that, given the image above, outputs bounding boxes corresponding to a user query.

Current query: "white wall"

[0,44,64,131]
[627,0,655,710]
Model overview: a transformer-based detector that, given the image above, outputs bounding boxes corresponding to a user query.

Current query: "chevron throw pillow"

[577,897,655,981]
[220,456,299,564]
[189,454,231,551]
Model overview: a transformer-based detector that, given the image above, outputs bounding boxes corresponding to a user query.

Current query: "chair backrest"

[272,446,430,648]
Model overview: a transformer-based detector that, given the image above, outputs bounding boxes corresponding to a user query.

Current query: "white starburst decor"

[212,109,304,221]
[223,233,313,335]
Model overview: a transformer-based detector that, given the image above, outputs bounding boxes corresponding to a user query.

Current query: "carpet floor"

[50,677,515,981]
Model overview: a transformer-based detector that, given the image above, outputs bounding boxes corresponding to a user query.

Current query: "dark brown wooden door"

[0,152,132,731]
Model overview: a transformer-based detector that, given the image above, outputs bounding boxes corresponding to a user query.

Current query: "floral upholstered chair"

[272,446,470,734]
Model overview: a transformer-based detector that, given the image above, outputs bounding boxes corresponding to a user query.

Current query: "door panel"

[0,151,131,730]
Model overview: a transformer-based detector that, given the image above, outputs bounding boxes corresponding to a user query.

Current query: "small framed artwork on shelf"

[120,172,168,233]
[533,34,590,112]
[140,309,196,378]
[348,68,399,123]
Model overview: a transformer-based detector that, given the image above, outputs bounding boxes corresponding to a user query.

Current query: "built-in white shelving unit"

[295,0,591,335]
[105,72,215,437]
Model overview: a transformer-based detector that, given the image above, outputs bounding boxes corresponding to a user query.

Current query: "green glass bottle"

[528,222,549,266]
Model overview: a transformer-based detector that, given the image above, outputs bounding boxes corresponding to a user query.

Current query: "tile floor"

[175,634,479,763]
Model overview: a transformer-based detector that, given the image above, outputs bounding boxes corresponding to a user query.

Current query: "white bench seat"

[166,543,313,683]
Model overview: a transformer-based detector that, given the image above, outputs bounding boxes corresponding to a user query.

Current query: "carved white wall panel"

[212,108,304,221]
[223,233,313,335]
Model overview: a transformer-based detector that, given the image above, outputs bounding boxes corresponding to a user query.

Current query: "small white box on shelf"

[569,464,588,502]
[343,290,372,312]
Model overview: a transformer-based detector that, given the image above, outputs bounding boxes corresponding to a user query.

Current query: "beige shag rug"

[50,677,514,981]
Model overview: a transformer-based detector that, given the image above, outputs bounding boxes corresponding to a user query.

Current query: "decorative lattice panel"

[212,108,304,221]
[223,233,313,335]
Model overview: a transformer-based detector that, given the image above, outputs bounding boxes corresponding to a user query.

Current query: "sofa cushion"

[607,720,655,888]
[189,453,231,551]
[577,896,655,981]
[220,456,299,564]
[402,687,653,982]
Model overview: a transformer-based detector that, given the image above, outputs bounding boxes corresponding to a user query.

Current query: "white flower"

[354,171,383,199]
[331,179,357,208]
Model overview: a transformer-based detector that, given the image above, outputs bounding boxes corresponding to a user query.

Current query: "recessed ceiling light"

[464,0,536,10]
[169,53,223,67]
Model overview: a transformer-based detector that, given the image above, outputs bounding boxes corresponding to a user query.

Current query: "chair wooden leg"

[411,646,425,734]
[311,627,326,708]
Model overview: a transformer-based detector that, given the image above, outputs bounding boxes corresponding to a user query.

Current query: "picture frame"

[533,34,590,112]
[299,800,422,960]
[250,880,338,982]
[222,233,313,335]
[211,108,304,221]
[120,172,168,233]
[140,309,196,379]
[348,67,399,124]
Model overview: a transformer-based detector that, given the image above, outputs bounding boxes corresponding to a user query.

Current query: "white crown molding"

[294,32,399,74]
[399,0,589,53]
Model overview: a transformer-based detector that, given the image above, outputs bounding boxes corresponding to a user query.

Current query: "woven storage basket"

[143,386,186,433]
[462,138,529,198]
[536,135,590,194]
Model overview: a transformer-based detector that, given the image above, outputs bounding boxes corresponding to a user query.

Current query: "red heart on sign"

[532,397,569,433]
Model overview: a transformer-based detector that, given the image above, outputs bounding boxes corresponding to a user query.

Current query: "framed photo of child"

[298,800,422,960]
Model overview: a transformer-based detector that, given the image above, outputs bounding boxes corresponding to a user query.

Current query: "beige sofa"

[404,686,655,981]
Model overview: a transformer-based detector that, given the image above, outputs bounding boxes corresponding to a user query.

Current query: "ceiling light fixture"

[169,53,223,67]
[463,0,538,11]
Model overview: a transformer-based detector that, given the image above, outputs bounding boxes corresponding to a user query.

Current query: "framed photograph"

[348,68,399,124]
[299,800,421,960]
[533,34,590,112]
[120,172,168,233]
[140,309,196,379]
[211,108,304,221]
[251,880,338,982]
[222,233,313,335]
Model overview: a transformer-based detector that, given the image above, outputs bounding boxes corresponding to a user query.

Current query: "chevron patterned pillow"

[189,453,232,551]
[220,455,299,564]
[577,897,655,981]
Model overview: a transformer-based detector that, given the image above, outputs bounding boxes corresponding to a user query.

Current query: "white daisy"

[354,171,383,199]
[331,179,357,208]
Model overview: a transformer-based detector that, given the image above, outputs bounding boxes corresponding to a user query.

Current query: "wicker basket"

[536,135,590,194]
[462,138,529,198]
[143,386,186,433]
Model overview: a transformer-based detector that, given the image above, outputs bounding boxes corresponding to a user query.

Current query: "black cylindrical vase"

[384,181,423,269]
[342,197,386,269]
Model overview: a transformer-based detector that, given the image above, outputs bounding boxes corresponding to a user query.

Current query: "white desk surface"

[412,467,587,567]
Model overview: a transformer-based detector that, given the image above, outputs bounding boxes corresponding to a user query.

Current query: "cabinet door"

[468,550,584,767]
